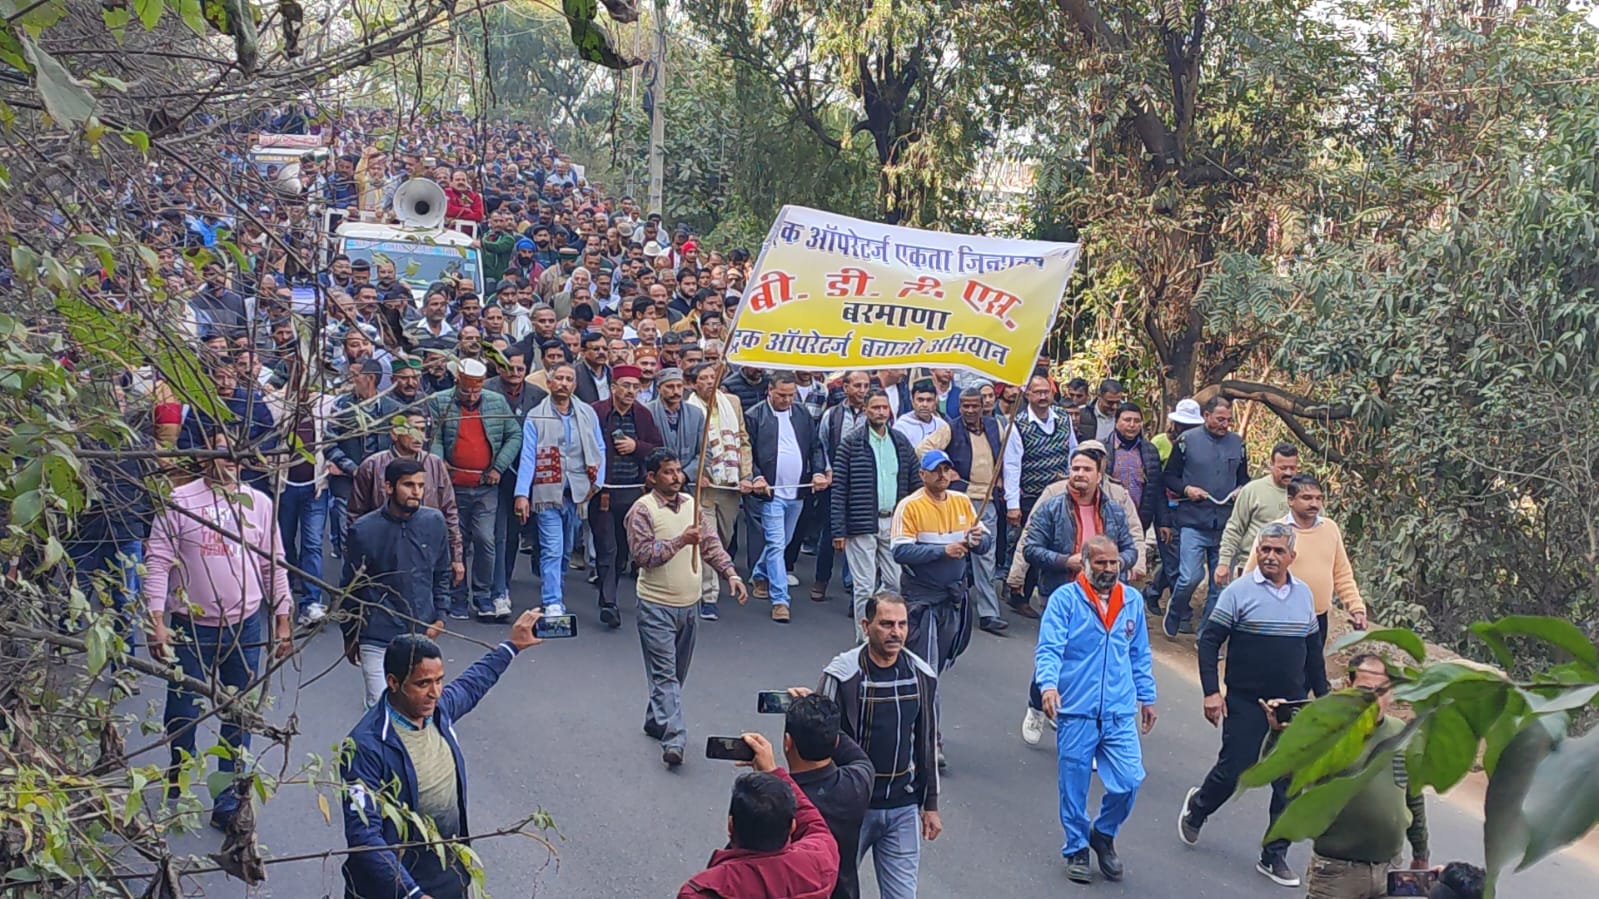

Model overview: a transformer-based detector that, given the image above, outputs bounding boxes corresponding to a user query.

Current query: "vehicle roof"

[336,222,476,247]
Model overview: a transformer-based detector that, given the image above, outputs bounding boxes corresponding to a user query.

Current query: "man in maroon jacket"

[589,364,663,628]
[680,733,841,899]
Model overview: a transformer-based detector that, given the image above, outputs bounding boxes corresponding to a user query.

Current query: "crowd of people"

[52,109,1492,899]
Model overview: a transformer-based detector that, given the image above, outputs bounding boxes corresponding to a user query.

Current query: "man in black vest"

[1001,374,1077,618]
[1160,396,1251,637]
[918,387,1006,633]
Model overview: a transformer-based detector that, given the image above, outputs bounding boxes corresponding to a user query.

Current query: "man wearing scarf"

[1034,535,1157,885]
[685,361,752,619]
[514,362,604,618]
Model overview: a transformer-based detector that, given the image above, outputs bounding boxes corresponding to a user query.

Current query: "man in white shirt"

[894,380,943,446]
[741,373,829,623]
[1002,374,1078,615]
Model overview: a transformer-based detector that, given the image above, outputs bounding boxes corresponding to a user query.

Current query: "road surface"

[146,556,1599,897]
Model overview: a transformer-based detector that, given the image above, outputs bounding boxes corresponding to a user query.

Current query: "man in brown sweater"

[350,410,465,586]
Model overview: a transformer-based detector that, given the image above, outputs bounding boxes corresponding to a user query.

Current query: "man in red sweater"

[680,733,841,899]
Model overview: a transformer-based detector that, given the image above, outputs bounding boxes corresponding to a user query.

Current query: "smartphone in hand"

[534,614,578,639]
[757,691,792,714]
[705,736,756,762]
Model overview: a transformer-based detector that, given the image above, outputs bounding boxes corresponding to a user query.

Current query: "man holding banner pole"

[918,386,1008,634]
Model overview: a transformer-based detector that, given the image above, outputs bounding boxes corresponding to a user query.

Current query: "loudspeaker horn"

[394,177,447,229]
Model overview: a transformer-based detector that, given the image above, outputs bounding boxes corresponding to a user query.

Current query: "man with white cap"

[428,359,523,622]
[1148,398,1205,611]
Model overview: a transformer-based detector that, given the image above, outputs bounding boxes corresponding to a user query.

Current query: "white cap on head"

[1170,398,1204,425]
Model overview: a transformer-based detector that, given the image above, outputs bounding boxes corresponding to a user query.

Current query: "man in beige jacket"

[349,410,465,586]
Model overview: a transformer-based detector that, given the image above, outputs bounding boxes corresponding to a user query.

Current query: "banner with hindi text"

[725,206,1080,384]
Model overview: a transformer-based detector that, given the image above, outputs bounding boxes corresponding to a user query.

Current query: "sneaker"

[1178,787,1203,845]
[586,571,600,585]
[1256,856,1300,888]
[786,573,799,588]
[492,595,512,618]
[1021,707,1047,746]
[771,605,790,623]
[599,605,622,629]
[801,542,818,556]
[699,602,719,621]
[447,608,472,621]
[1065,848,1092,884]
[662,747,684,767]
[475,606,497,621]
[543,602,568,617]
[644,720,665,740]
[297,602,327,626]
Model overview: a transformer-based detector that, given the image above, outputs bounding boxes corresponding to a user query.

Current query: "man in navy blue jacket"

[341,612,541,899]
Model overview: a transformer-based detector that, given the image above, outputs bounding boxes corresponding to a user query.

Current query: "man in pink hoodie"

[143,430,293,830]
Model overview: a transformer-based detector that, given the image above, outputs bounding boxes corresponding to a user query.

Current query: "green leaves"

[1406,705,1475,793]
[19,36,95,126]
[134,0,164,30]
[563,0,641,69]
[1473,617,1599,673]
[1241,690,1378,789]
[1329,627,1426,663]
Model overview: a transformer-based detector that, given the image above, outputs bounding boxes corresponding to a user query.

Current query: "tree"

[686,0,980,223]
[1252,619,1599,898]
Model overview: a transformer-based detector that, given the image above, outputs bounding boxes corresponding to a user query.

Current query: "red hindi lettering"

[747,269,799,312]
[961,280,1024,330]
[898,275,944,299]
[824,267,874,298]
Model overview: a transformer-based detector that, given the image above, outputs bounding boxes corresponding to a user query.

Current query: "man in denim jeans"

[143,432,294,830]
[818,592,941,899]
[1160,396,1250,638]
[740,372,829,624]
[515,362,605,617]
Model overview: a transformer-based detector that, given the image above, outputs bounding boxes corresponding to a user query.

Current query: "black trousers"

[1189,692,1292,861]
[588,487,642,610]
[1009,496,1039,603]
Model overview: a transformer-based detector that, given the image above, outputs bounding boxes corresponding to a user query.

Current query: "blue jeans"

[858,805,920,899]
[276,484,327,610]
[69,538,142,655]
[535,497,581,609]
[756,496,803,606]
[164,615,262,790]
[1167,527,1222,629]
[1056,715,1144,855]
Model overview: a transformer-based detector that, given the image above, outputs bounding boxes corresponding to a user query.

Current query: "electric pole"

[647,1,667,216]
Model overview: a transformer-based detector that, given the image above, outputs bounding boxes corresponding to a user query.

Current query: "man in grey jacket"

[645,368,704,485]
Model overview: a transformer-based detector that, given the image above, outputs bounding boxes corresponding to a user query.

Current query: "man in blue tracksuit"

[341,613,541,899]
[1034,534,1158,885]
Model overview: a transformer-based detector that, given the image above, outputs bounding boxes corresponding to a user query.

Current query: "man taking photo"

[679,733,840,899]
[775,693,875,899]
[341,612,543,899]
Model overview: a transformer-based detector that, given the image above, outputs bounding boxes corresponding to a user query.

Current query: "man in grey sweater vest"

[1160,396,1251,637]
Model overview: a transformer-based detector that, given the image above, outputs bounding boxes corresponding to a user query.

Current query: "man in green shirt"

[1300,652,1429,898]
[1215,442,1300,586]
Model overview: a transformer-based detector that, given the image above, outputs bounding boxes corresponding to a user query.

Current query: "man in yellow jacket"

[1245,472,1366,636]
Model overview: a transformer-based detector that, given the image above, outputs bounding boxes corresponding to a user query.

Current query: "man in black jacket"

[784,693,875,899]
[341,458,451,708]
[831,390,918,626]
[1075,378,1126,444]
[740,372,829,622]
[722,365,771,414]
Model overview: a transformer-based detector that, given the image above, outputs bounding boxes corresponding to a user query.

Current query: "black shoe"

[979,616,1010,634]
[643,721,665,740]
[599,604,621,629]
[586,572,600,585]
[1256,855,1300,888]
[1089,829,1123,881]
[662,747,684,767]
[1178,787,1203,845]
[1065,848,1092,883]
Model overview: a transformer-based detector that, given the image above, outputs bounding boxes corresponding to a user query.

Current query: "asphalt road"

[149,555,1599,898]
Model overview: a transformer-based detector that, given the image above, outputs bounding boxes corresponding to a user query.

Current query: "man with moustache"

[1035,535,1158,884]
[514,362,605,618]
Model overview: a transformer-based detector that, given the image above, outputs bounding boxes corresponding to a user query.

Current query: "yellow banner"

[725,206,1080,384]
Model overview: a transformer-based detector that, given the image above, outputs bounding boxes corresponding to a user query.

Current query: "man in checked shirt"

[626,447,750,768]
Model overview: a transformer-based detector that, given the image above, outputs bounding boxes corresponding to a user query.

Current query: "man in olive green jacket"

[426,359,523,621]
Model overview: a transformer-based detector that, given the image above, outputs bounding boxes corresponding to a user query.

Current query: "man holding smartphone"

[1299,653,1428,898]
[626,448,747,767]
[1179,522,1328,888]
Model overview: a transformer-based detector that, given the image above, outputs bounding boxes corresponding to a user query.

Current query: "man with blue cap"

[891,450,991,768]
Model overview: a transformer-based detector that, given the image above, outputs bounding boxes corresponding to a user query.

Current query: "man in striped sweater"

[1179,521,1329,889]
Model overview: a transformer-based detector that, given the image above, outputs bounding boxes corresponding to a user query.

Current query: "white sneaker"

[543,603,567,617]
[297,603,327,626]
[786,573,799,588]
[492,596,512,617]
[1021,707,1047,746]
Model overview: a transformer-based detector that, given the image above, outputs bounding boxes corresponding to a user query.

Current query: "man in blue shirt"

[1035,535,1157,884]
[341,612,542,899]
